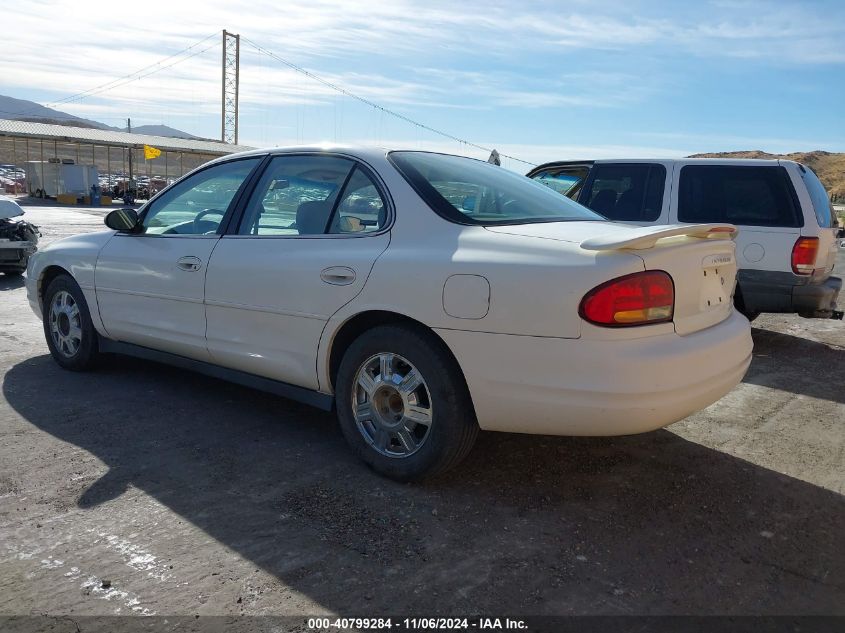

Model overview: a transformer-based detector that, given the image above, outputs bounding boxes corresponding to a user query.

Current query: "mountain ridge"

[0,94,199,140]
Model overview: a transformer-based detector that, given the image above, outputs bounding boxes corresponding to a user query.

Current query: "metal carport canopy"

[0,118,253,155]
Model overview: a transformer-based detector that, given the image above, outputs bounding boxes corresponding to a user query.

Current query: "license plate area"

[699,254,733,312]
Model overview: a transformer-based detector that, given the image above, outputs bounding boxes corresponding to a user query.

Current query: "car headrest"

[296,200,332,235]
[590,189,618,215]
[614,189,643,221]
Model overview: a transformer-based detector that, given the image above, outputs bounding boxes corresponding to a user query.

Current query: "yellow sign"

[144,145,162,160]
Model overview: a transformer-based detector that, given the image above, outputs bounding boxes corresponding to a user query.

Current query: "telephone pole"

[127,118,133,185]
[221,30,240,144]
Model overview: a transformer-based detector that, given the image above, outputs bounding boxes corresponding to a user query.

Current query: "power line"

[241,37,535,167]
[3,32,219,121]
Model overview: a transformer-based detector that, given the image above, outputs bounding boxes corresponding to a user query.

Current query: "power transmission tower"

[221,30,240,144]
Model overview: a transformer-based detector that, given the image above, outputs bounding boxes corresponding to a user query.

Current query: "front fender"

[27,230,115,335]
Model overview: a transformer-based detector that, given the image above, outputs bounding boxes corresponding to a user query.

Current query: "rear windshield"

[580,163,666,222]
[678,165,802,227]
[799,165,835,228]
[389,151,603,226]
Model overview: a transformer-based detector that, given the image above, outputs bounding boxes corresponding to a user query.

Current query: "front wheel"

[42,274,100,371]
[335,324,478,481]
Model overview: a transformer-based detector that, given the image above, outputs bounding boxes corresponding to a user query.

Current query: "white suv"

[528,158,843,320]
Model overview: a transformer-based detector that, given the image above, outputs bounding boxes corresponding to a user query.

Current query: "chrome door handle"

[176,256,203,272]
[320,266,356,285]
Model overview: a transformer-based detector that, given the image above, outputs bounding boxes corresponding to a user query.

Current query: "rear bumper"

[738,270,841,316]
[793,276,841,316]
[436,310,752,436]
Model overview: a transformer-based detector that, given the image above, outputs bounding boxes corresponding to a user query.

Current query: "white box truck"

[26,161,99,199]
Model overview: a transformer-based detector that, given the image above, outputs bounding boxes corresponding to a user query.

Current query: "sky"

[2,0,844,170]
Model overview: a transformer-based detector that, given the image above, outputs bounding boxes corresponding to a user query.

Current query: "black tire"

[42,274,100,371]
[335,324,478,481]
[734,288,759,322]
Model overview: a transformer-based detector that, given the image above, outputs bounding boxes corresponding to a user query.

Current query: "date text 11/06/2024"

[307,617,529,630]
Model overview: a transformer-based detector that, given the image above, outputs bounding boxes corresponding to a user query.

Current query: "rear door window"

[799,165,835,228]
[678,165,802,227]
[579,163,665,222]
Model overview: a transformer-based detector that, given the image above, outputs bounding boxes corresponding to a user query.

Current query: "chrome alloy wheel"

[49,290,82,358]
[352,352,433,458]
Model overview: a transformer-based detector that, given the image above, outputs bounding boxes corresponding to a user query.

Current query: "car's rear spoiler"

[580,224,737,251]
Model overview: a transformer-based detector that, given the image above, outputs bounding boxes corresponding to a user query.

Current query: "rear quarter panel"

[316,161,646,391]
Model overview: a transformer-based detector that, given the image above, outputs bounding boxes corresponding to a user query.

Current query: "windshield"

[389,151,604,225]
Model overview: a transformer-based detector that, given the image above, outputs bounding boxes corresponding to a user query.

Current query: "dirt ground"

[1,201,843,621]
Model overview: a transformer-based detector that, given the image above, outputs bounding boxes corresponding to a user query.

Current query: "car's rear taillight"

[791,237,819,275]
[579,271,674,327]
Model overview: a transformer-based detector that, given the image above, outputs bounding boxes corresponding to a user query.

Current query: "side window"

[328,167,387,234]
[678,166,801,227]
[238,155,354,235]
[799,165,835,228]
[581,164,665,222]
[141,158,261,235]
[530,166,590,199]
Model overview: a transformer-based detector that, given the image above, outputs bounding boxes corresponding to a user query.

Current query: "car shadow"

[3,354,844,615]
[744,327,845,404]
[0,273,25,290]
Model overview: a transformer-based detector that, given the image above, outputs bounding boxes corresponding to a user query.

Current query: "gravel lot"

[1,201,843,620]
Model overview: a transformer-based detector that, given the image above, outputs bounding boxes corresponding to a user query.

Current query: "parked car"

[527,158,843,321]
[26,147,752,480]
[0,196,39,276]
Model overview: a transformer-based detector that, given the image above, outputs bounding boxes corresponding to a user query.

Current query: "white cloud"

[1,0,842,150]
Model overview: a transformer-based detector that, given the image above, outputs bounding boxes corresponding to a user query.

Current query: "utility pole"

[127,117,133,187]
[221,29,240,144]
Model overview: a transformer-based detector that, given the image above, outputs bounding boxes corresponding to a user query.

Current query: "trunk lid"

[487,221,739,335]
[584,223,739,335]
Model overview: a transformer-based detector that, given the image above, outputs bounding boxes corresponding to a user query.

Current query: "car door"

[204,153,391,390]
[95,156,263,360]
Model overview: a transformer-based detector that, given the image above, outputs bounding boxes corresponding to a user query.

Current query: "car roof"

[529,157,800,173]
[205,145,521,176]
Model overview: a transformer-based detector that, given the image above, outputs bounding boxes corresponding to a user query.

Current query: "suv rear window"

[579,163,666,222]
[799,165,835,228]
[678,165,802,227]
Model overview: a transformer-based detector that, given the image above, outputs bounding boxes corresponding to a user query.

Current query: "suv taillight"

[580,271,674,327]
[791,237,819,275]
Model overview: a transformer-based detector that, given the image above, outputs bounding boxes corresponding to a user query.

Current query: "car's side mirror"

[105,208,141,232]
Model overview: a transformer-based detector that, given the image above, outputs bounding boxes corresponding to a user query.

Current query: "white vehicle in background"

[25,160,99,199]
[27,146,752,480]
[528,158,843,321]
[0,196,39,276]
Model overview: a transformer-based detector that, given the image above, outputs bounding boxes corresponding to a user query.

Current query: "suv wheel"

[734,288,759,322]
[43,274,100,371]
[336,324,478,481]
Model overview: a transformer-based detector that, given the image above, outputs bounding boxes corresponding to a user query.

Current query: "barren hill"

[689,150,845,199]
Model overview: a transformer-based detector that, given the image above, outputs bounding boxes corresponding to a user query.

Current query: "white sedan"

[27,146,752,480]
